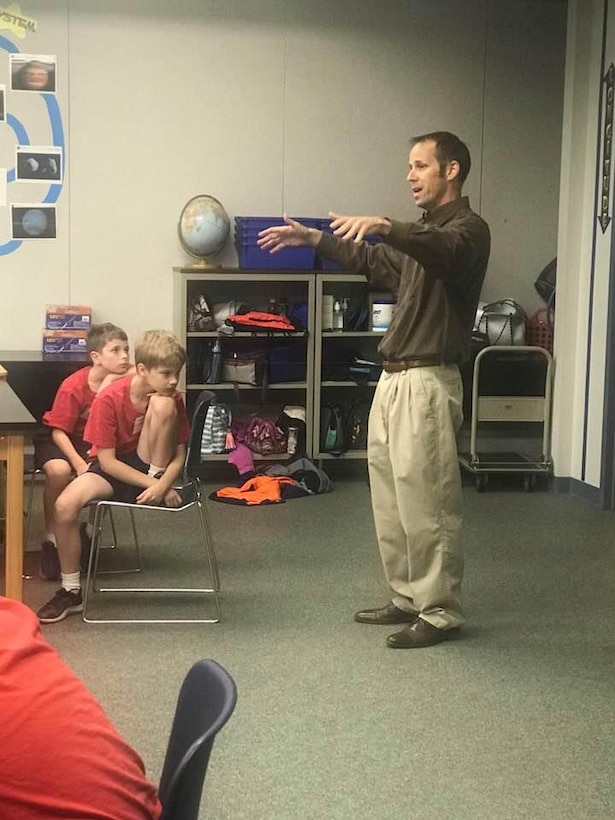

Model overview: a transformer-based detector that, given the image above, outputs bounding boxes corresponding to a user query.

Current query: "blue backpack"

[320,405,346,453]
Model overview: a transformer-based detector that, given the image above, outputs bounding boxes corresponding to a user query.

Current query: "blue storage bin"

[234,216,320,270]
[235,216,321,233]
[235,241,316,270]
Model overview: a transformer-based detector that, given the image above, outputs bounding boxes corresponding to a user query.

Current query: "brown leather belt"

[382,359,443,372]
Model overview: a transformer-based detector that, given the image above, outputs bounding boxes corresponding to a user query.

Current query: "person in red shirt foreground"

[37,329,190,624]
[0,596,162,819]
[34,322,132,581]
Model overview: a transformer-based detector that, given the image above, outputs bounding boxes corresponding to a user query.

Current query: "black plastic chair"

[159,659,237,820]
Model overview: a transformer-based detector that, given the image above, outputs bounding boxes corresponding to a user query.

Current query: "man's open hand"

[328,212,391,243]
[257,214,321,253]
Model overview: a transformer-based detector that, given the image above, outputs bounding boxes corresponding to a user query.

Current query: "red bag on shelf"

[226,312,297,332]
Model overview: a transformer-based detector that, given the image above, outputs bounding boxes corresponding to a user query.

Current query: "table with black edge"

[0,371,38,600]
[0,350,89,423]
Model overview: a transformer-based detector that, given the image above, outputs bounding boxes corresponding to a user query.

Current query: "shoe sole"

[386,627,461,649]
[38,603,83,624]
[354,613,419,625]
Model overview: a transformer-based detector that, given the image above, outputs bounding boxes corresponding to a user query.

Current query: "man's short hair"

[86,322,128,355]
[135,329,186,372]
[411,131,471,186]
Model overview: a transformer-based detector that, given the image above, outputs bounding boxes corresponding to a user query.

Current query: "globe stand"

[185,259,221,270]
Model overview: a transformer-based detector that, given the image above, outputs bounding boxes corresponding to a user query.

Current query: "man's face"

[93,338,131,374]
[142,365,180,396]
[24,67,49,89]
[406,139,458,212]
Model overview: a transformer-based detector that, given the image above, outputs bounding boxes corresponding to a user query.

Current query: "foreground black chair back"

[159,659,237,820]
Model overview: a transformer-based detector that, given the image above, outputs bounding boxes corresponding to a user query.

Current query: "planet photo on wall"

[11,205,57,239]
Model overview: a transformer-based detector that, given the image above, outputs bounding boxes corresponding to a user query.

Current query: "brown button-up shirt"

[317,197,490,364]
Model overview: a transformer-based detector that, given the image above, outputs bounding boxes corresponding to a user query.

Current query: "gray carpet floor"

[15,474,615,820]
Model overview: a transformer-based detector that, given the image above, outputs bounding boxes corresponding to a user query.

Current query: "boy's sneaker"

[79,522,92,572]
[39,541,61,582]
[37,588,83,624]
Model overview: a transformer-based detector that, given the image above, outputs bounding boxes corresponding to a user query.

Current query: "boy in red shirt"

[37,329,190,624]
[0,597,162,819]
[34,322,131,580]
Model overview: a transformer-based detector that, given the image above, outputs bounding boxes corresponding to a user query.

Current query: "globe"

[178,194,230,266]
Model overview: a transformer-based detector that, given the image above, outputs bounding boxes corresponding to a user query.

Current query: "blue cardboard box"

[45,305,92,330]
[42,330,88,353]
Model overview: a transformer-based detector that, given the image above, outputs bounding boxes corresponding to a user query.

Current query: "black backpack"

[320,405,346,453]
[346,400,371,450]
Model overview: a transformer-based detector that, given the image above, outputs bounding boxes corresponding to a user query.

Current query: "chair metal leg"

[197,497,220,592]
[105,505,119,549]
[24,469,38,552]
[128,508,142,567]
[82,496,221,625]
[22,469,41,580]
[90,507,141,580]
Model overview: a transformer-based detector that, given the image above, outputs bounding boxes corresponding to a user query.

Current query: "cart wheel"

[523,475,535,493]
[476,475,488,493]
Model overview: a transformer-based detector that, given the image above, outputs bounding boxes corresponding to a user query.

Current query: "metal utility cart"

[459,345,554,492]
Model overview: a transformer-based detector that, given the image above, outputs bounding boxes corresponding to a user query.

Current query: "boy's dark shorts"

[87,451,150,503]
[33,430,90,470]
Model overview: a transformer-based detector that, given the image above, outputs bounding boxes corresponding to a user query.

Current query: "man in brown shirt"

[258,132,490,648]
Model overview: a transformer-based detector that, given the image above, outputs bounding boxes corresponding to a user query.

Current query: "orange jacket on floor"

[216,475,297,505]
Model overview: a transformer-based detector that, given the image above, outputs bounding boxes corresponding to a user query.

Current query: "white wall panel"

[480,0,567,312]
[0,0,567,371]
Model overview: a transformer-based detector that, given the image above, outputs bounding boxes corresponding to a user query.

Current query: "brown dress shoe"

[386,618,458,648]
[354,601,418,625]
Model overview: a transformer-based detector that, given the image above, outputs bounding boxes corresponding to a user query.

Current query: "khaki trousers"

[367,365,464,629]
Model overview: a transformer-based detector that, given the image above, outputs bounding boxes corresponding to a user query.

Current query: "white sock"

[46,534,57,546]
[148,464,165,477]
[61,572,81,593]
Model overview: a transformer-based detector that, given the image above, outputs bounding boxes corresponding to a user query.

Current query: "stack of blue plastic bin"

[234,216,320,269]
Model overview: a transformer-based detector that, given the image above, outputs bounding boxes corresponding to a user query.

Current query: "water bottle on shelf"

[287,426,299,455]
[206,338,222,384]
[341,297,350,330]
[332,299,344,332]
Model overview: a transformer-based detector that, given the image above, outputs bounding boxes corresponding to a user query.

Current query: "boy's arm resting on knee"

[134,445,186,507]
[153,444,186,494]
[51,428,89,475]
[97,447,153,490]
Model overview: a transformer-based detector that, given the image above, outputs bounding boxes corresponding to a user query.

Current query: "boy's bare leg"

[39,459,74,580]
[37,472,113,623]
[137,394,179,470]
[42,458,73,537]
[54,472,114,575]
